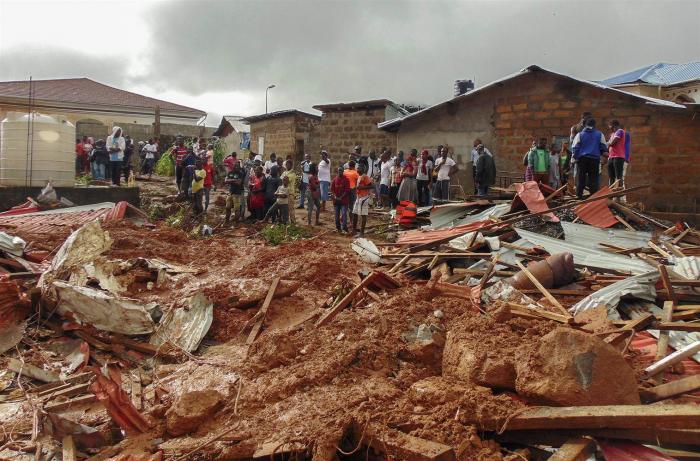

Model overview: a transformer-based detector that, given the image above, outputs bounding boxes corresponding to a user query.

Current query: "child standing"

[549,144,561,189]
[264,175,290,224]
[191,159,206,215]
[202,160,215,211]
[389,157,402,208]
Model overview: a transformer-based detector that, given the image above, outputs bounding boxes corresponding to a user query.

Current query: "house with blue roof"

[600,62,700,104]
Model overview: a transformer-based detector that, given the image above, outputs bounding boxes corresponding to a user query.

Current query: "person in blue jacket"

[571,118,607,199]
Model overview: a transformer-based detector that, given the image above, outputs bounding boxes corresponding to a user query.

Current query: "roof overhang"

[242,110,321,124]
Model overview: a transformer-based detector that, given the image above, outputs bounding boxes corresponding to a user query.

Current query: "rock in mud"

[515,328,640,406]
[166,390,224,436]
[442,330,517,390]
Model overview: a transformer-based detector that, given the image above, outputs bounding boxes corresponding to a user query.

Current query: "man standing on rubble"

[351,163,374,237]
[605,120,626,188]
[571,118,607,199]
[318,150,332,212]
[525,138,550,184]
[475,144,496,195]
[107,126,125,187]
[225,160,245,225]
[471,139,492,193]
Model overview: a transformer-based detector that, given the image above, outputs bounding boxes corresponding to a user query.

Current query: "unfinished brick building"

[244,110,321,161]
[380,65,700,221]
[311,99,407,166]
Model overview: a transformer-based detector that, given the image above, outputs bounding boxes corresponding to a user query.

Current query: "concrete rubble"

[0,179,699,460]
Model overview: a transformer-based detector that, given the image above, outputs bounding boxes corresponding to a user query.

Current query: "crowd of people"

[523,112,632,200]
[75,128,161,186]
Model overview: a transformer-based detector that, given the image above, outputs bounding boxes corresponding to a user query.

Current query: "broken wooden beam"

[515,261,570,316]
[640,375,700,403]
[548,437,595,461]
[246,277,280,345]
[496,428,700,448]
[478,404,700,431]
[62,435,77,461]
[8,358,59,383]
[44,394,97,412]
[653,321,700,332]
[316,273,377,327]
[359,423,456,461]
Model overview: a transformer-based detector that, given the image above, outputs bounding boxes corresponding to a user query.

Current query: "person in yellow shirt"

[191,158,206,215]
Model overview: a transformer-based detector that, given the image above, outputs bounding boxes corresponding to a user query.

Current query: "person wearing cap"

[318,150,332,212]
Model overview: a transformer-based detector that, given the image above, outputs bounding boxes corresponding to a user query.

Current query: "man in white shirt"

[264,153,277,176]
[318,150,332,211]
[142,138,158,179]
[378,151,391,209]
[106,126,125,186]
[433,146,457,201]
[298,153,311,209]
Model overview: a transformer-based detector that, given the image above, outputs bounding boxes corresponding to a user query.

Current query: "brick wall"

[391,71,700,214]
[316,107,397,166]
[249,117,296,158]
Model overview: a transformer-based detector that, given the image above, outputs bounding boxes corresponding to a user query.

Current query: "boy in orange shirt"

[351,164,374,237]
[343,160,360,212]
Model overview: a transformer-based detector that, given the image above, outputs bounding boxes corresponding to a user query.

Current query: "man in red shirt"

[172,136,188,193]
[331,166,350,233]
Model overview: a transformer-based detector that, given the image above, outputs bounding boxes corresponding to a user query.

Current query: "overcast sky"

[1,0,699,125]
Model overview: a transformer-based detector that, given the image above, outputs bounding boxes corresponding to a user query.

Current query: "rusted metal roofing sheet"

[513,181,558,222]
[573,186,618,228]
[515,228,655,274]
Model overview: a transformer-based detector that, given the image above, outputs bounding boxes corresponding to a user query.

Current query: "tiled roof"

[0,78,205,116]
[600,62,700,86]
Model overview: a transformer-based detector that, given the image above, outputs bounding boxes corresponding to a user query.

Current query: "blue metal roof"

[600,62,700,86]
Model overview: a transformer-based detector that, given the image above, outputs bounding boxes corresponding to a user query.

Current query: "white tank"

[0,112,76,187]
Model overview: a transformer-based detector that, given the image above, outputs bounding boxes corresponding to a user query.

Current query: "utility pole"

[265,84,276,113]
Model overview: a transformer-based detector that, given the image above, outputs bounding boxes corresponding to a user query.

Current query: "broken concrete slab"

[515,328,640,406]
[53,281,158,335]
[166,389,224,436]
[150,292,213,352]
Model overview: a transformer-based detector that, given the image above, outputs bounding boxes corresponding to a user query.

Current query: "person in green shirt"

[191,158,206,215]
[525,137,550,184]
[280,159,298,224]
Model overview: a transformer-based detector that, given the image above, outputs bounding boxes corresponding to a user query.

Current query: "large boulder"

[166,390,224,436]
[515,328,640,406]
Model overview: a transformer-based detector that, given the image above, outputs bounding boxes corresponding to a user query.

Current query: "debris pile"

[1,179,699,460]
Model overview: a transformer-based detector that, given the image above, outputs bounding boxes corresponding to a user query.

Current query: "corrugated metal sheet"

[601,62,700,86]
[670,256,700,280]
[623,301,700,363]
[573,186,618,228]
[513,181,558,222]
[561,222,653,250]
[397,219,495,245]
[430,202,485,229]
[570,270,659,318]
[453,203,510,227]
[0,202,126,237]
[516,228,655,274]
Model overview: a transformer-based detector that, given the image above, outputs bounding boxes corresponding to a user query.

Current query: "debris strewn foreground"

[1,180,699,461]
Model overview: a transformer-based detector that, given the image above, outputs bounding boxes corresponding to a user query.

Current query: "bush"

[260,224,311,246]
[155,151,175,176]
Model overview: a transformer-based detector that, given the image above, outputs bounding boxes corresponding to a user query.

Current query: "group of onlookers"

[523,112,632,199]
[75,131,160,186]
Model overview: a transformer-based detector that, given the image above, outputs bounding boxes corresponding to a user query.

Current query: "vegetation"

[155,151,175,176]
[260,223,311,246]
[75,174,91,185]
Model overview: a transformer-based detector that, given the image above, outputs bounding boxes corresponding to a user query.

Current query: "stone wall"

[316,107,397,166]
[391,71,700,214]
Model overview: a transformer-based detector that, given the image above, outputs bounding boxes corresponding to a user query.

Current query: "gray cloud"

[141,0,700,114]
[0,46,128,87]
[2,0,699,119]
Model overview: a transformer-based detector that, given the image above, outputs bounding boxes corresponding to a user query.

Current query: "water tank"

[0,112,75,187]
[454,79,475,97]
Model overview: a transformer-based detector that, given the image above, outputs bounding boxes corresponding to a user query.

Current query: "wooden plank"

[548,437,595,461]
[615,215,636,232]
[131,371,142,411]
[653,301,675,383]
[31,372,92,395]
[506,303,572,324]
[515,261,570,316]
[653,321,700,332]
[659,266,679,307]
[649,241,671,258]
[246,277,280,345]
[62,435,77,461]
[479,404,700,431]
[673,228,692,245]
[389,254,410,273]
[496,428,700,447]
[361,423,456,461]
[44,394,97,412]
[41,382,91,401]
[316,273,376,327]
[644,341,700,379]
[640,375,700,403]
[8,358,59,383]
